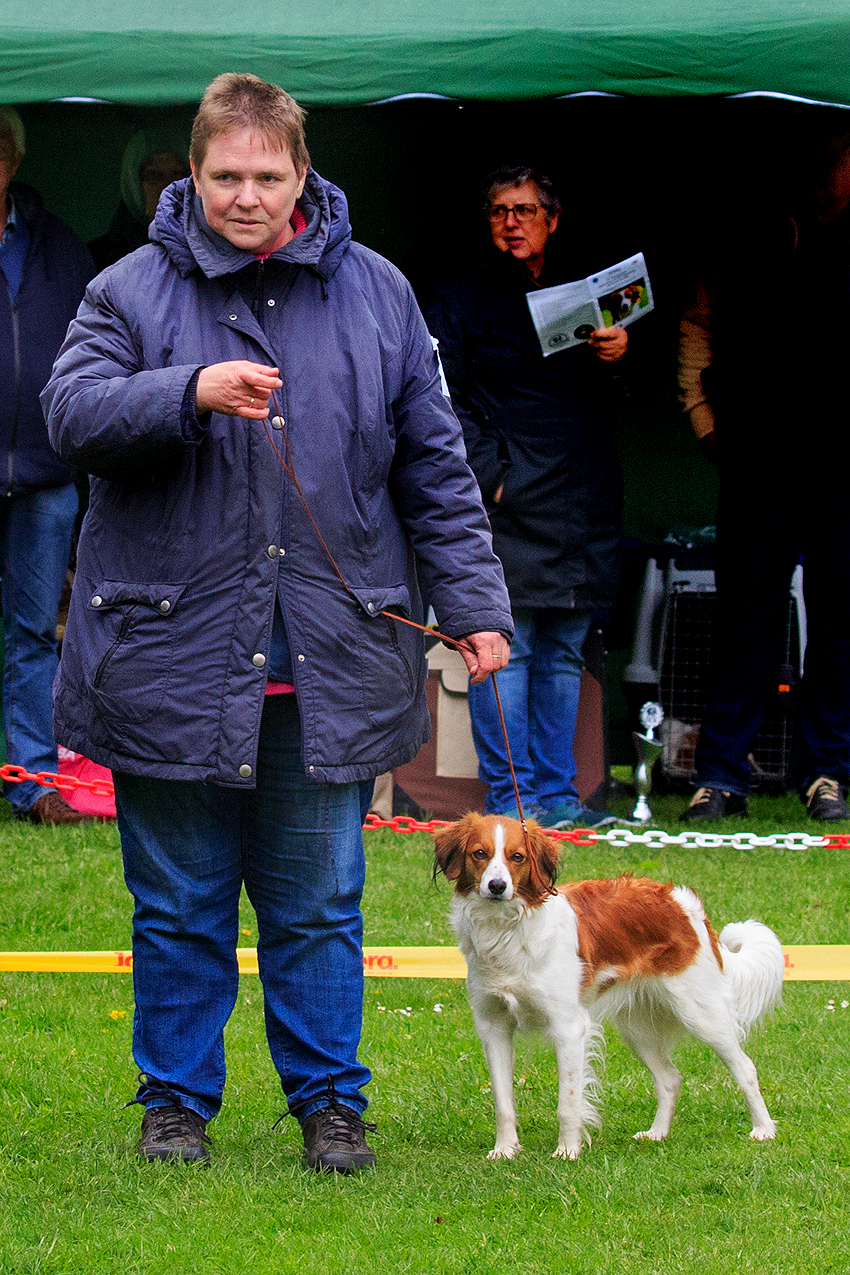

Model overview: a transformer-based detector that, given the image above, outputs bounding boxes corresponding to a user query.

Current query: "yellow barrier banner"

[0,947,469,978]
[0,946,847,980]
[782,946,850,981]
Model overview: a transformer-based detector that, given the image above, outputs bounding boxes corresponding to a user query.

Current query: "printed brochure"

[526,252,653,357]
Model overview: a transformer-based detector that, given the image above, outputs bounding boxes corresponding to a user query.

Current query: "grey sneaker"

[538,802,619,830]
[805,776,850,822]
[301,1102,377,1173]
[139,1103,211,1164]
[493,803,544,822]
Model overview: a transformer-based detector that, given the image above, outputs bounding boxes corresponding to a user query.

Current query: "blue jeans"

[0,484,78,812]
[468,607,591,813]
[114,695,371,1124]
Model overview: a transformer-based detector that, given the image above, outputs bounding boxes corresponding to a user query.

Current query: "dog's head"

[433,813,561,905]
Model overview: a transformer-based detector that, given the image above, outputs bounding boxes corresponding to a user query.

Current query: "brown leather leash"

[261,390,531,843]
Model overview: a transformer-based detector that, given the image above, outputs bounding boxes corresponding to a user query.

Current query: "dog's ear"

[526,825,561,897]
[433,815,475,881]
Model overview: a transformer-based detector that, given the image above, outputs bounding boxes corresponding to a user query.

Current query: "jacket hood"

[150,169,351,282]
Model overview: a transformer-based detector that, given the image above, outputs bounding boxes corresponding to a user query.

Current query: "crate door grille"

[659,591,799,785]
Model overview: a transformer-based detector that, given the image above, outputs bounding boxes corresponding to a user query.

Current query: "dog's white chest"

[453,893,581,1026]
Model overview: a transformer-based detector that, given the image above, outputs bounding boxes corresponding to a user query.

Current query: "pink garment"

[265,680,296,696]
[57,745,117,818]
[254,207,308,260]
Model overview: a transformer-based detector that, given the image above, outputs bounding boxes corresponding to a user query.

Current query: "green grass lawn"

[1,790,850,1274]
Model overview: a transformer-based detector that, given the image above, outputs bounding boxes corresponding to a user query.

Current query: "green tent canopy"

[0,0,849,106]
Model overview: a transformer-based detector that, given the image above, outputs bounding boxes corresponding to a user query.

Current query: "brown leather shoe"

[679,787,748,823]
[805,776,850,822]
[22,791,95,825]
[301,1101,377,1173]
[139,1103,211,1164]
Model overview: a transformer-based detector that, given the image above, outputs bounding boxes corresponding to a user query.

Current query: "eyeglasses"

[486,203,541,223]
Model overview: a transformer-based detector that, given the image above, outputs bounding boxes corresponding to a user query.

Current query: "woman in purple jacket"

[44,74,511,1170]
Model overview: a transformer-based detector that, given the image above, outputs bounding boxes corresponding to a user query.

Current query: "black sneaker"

[680,787,748,823]
[301,1102,377,1173]
[139,1103,211,1164]
[805,776,850,822]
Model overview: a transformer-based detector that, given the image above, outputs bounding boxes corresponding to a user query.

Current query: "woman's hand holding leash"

[456,632,511,684]
[196,361,283,419]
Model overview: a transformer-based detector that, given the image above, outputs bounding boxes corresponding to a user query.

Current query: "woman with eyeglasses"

[425,164,628,831]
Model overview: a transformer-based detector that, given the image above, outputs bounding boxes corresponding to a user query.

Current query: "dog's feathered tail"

[718,920,784,1034]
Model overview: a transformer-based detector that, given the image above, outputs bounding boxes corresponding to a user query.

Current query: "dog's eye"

[472,848,488,860]
[509,853,525,863]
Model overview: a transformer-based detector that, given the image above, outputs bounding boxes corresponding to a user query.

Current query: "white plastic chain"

[588,828,835,850]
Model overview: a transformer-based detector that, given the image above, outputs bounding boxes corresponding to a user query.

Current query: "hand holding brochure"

[526,252,653,357]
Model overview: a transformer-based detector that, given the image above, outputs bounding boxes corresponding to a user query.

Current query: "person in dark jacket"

[678,130,850,824]
[0,106,95,824]
[43,75,512,1169]
[425,166,626,831]
[88,128,189,271]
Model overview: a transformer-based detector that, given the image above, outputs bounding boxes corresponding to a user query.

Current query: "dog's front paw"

[552,1143,582,1161]
[750,1122,776,1142]
[487,1142,522,1161]
[633,1129,667,1142]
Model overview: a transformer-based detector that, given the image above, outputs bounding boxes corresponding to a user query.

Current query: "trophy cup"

[632,701,664,824]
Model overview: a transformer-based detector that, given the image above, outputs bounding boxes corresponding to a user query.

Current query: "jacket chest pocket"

[88,580,187,727]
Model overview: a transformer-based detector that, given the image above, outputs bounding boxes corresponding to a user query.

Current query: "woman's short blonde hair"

[190,73,310,172]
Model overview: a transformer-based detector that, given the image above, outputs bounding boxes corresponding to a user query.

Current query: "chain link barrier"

[0,763,115,799]
[363,812,850,850]
[3,767,847,849]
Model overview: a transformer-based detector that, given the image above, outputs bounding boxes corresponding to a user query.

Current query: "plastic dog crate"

[623,549,806,790]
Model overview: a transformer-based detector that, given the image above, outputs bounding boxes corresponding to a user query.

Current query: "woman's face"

[487,180,558,276]
[191,127,307,256]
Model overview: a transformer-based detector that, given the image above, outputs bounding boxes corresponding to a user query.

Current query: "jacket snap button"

[268,299,275,307]
[309,765,315,772]
[267,545,278,558]
[239,764,252,779]
[252,653,266,667]
[91,595,103,608]
[297,654,305,662]
[278,547,286,557]
[229,314,238,321]
[159,599,171,613]
[271,416,284,429]
[367,601,376,614]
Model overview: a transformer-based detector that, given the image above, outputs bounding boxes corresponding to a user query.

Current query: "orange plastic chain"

[0,763,115,798]
[362,812,597,845]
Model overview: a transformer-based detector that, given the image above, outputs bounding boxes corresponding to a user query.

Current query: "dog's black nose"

[488,878,507,897]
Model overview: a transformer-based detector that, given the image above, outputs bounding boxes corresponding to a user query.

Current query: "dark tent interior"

[11,91,849,760]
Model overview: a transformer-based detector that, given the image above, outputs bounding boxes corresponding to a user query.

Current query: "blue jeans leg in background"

[468,607,591,814]
[115,695,371,1124]
[0,483,78,812]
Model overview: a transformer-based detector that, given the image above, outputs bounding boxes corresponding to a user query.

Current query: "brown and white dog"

[434,813,783,1161]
